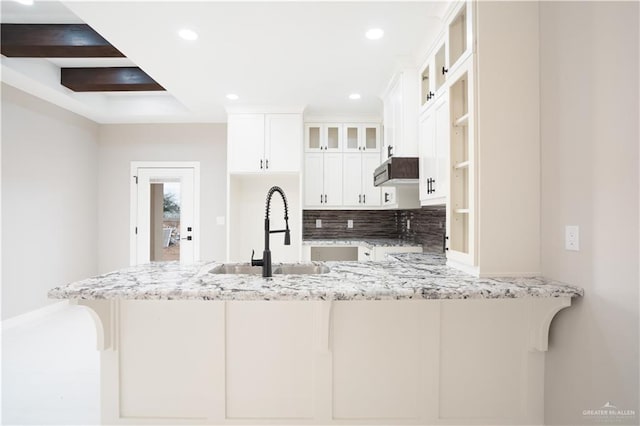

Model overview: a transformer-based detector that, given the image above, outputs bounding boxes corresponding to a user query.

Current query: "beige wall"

[1,84,99,320]
[540,2,639,424]
[98,123,226,273]
[475,1,541,275]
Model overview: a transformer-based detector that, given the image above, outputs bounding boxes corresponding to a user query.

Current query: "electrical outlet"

[407,219,411,230]
[347,220,353,229]
[315,219,322,228]
[565,225,579,251]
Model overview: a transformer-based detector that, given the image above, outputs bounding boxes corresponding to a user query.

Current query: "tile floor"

[2,304,100,425]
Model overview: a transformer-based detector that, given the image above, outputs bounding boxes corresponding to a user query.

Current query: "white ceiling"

[1,1,449,123]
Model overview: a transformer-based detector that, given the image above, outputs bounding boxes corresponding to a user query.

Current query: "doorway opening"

[130,162,200,266]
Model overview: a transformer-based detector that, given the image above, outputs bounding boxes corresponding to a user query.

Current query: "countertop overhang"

[48,254,583,301]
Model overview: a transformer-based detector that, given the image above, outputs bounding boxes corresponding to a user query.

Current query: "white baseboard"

[1,301,69,332]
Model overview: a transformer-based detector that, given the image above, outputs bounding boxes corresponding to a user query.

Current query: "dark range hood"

[373,157,419,187]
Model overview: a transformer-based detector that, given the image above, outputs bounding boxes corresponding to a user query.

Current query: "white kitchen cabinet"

[419,95,448,205]
[382,69,419,159]
[305,123,342,152]
[342,152,381,207]
[420,1,472,113]
[228,113,302,173]
[227,114,265,173]
[265,114,303,172]
[304,152,343,207]
[343,123,381,153]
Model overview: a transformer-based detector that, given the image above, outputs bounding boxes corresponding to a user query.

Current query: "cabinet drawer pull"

[442,66,448,75]
[320,194,323,204]
[363,194,366,203]
[384,192,390,203]
[359,194,362,203]
[265,159,269,169]
[324,194,327,203]
[260,159,263,169]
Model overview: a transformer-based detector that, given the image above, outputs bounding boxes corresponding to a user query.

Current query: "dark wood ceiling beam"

[1,24,124,58]
[61,67,165,92]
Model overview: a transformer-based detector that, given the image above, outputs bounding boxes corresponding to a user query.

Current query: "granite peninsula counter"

[48,253,582,301]
[50,255,583,425]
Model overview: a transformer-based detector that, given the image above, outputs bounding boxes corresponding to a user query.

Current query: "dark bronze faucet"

[251,186,291,277]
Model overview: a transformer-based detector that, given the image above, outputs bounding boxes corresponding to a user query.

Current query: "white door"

[342,153,363,206]
[361,153,381,206]
[132,164,199,265]
[265,114,302,173]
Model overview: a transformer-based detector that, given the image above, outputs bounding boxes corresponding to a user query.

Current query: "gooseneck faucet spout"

[250,186,291,277]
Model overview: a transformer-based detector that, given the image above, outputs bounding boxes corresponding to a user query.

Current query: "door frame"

[129,161,201,266]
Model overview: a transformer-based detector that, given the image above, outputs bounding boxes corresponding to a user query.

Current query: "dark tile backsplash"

[303,206,446,253]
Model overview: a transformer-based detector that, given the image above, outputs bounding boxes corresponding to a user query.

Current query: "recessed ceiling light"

[178,29,198,41]
[226,94,239,100]
[13,0,34,5]
[349,93,361,100]
[365,28,384,40]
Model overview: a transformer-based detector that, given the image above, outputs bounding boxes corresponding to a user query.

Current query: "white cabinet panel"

[434,97,449,199]
[227,114,265,173]
[119,300,220,419]
[342,153,362,206]
[266,114,302,173]
[361,153,381,206]
[439,300,527,419]
[420,96,448,205]
[304,154,324,207]
[323,153,343,206]
[226,302,314,419]
[332,301,425,419]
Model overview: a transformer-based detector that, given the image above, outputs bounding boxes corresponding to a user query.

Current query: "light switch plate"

[316,219,322,228]
[347,220,353,229]
[565,225,579,251]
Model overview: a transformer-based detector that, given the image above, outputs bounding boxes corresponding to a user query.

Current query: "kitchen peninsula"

[49,254,582,425]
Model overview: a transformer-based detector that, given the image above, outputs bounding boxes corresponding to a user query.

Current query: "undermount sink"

[210,263,330,275]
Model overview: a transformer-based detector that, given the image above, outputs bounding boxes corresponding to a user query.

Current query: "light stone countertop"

[48,253,583,301]
[302,238,422,250]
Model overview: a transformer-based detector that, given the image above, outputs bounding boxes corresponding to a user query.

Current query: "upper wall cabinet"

[420,1,473,111]
[228,113,302,173]
[382,68,420,160]
[343,124,381,153]
[303,120,383,209]
[305,123,343,152]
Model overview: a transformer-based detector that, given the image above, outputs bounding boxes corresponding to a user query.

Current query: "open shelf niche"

[449,70,470,255]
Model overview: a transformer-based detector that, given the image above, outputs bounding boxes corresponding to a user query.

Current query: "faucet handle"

[251,249,263,266]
